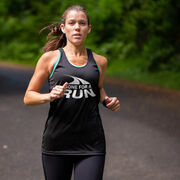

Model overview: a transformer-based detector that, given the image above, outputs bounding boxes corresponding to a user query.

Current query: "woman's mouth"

[73,34,81,37]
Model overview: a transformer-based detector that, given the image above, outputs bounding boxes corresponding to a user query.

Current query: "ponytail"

[39,22,66,52]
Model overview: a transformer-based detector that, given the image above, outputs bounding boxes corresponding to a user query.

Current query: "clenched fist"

[104,96,120,111]
[49,82,68,101]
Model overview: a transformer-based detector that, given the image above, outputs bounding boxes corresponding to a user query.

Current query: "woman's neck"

[63,42,86,56]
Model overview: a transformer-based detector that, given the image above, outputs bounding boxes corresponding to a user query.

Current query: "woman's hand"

[104,96,120,111]
[49,82,69,102]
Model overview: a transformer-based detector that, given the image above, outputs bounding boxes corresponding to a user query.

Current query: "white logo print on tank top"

[64,75,96,99]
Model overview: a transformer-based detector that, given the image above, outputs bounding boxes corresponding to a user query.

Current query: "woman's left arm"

[93,53,120,111]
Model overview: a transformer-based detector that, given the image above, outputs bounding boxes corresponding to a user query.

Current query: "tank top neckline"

[61,48,89,68]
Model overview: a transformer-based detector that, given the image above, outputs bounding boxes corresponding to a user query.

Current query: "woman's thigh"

[74,155,106,180]
[42,154,73,180]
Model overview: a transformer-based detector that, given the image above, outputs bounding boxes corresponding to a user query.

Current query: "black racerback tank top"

[41,48,106,155]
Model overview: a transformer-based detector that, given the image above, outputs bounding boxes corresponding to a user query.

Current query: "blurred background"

[1,1,180,180]
[0,0,180,89]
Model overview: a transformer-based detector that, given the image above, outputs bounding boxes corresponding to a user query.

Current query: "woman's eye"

[68,21,86,25]
[80,21,86,25]
[68,21,74,25]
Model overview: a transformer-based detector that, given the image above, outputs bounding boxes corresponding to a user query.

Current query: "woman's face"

[61,10,91,46]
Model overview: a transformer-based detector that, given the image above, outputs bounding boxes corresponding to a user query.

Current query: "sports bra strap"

[49,50,61,79]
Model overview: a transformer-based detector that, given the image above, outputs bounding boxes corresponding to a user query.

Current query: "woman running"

[24,5,120,180]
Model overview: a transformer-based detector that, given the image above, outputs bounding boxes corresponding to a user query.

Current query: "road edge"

[1,61,180,97]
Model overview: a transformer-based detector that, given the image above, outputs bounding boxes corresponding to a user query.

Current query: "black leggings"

[42,154,105,180]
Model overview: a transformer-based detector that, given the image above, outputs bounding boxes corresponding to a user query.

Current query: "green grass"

[1,57,180,90]
[106,58,180,90]
[0,51,42,67]
[0,58,37,66]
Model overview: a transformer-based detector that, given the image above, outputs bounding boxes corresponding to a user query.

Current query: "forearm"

[99,88,108,104]
[24,91,50,106]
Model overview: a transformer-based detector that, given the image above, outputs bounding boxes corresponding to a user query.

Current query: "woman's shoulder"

[34,49,60,75]
[91,51,108,69]
[37,49,60,67]
[40,49,60,62]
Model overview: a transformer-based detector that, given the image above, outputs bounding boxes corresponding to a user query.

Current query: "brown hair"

[40,5,90,52]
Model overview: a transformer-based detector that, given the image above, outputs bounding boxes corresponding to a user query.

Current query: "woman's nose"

[74,23,80,30]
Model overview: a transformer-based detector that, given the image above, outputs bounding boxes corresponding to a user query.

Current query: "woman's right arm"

[24,51,68,106]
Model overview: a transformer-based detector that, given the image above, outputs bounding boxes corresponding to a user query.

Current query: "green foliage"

[0,0,180,89]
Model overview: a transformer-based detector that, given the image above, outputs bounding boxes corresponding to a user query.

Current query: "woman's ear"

[88,24,91,34]
[60,24,65,34]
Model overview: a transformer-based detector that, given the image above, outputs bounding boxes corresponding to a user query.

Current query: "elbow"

[23,95,32,106]
[24,91,34,106]
[23,96,29,106]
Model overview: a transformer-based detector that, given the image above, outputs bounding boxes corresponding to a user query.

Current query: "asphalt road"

[0,63,180,180]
